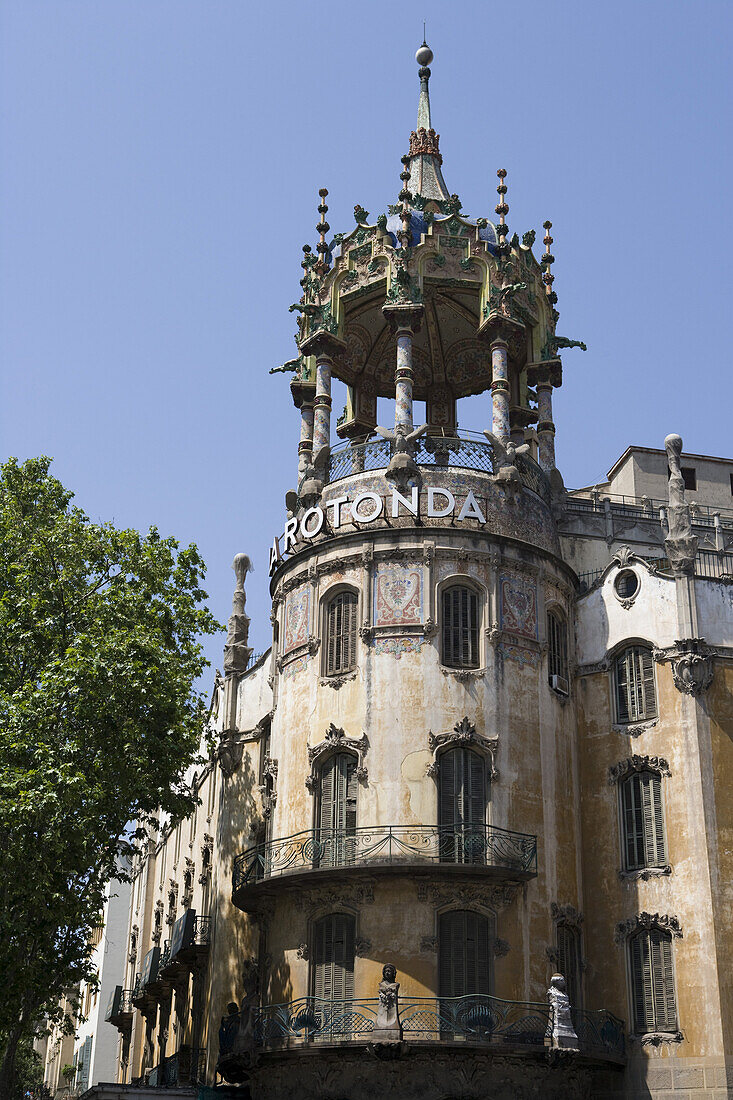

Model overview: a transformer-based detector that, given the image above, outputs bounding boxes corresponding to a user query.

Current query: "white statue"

[374,422,428,488]
[547,973,579,1050]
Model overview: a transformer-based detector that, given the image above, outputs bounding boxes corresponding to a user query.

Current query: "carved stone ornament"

[217,727,244,778]
[306,723,369,790]
[417,880,520,912]
[614,912,682,945]
[493,938,510,958]
[551,903,583,930]
[296,943,309,960]
[419,936,438,953]
[613,718,658,738]
[426,717,498,781]
[293,880,375,915]
[619,865,671,882]
[359,623,374,643]
[198,835,213,885]
[637,1030,684,1047]
[223,554,254,675]
[320,671,357,690]
[671,640,714,696]
[258,756,278,818]
[423,616,438,639]
[441,666,484,684]
[608,755,671,784]
[354,937,372,957]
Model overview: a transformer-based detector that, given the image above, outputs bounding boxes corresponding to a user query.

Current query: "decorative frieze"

[618,865,671,882]
[612,718,658,738]
[416,880,520,911]
[614,913,682,945]
[608,755,671,784]
[551,903,583,930]
[294,880,375,915]
[306,724,369,790]
[320,671,358,689]
[426,717,499,781]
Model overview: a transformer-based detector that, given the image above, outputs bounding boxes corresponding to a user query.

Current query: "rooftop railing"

[220,994,624,1061]
[565,491,733,525]
[233,823,537,898]
[326,431,552,505]
[577,549,733,592]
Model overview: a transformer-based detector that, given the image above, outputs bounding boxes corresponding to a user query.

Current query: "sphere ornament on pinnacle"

[416,41,433,67]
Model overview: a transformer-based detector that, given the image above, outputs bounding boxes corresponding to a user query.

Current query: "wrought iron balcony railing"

[105,986,133,1025]
[220,994,624,1061]
[193,915,211,947]
[326,431,551,505]
[233,823,537,897]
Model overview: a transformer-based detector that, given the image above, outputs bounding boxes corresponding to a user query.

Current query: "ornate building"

[101,42,733,1100]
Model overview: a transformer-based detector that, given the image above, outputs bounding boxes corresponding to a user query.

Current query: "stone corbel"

[423,617,438,639]
[614,912,682,945]
[618,866,671,882]
[612,718,658,738]
[359,622,374,643]
[426,717,499,781]
[440,666,485,684]
[305,723,369,790]
[671,640,714,696]
[608,755,671,784]
[320,671,358,690]
[485,622,501,646]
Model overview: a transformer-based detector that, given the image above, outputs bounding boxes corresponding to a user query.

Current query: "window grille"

[442,586,480,669]
[438,909,494,998]
[312,913,355,1002]
[555,923,582,1008]
[621,771,666,870]
[614,645,657,724]
[325,591,358,676]
[629,929,677,1034]
[547,609,568,684]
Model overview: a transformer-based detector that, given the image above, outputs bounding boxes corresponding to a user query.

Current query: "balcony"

[158,912,211,980]
[326,432,551,505]
[105,985,133,1029]
[218,994,624,1072]
[131,946,161,1009]
[232,824,537,910]
[139,1047,206,1089]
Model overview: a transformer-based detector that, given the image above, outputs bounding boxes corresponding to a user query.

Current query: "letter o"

[300,507,324,539]
[351,492,384,523]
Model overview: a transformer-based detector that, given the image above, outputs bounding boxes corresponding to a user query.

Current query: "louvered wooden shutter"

[615,646,656,723]
[641,647,657,718]
[442,587,479,669]
[438,910,492,998]
[466,749,485,828]
[615,651,631,723]
[651,775,666,864]
[622,775,644,869]
[313,913,355,1003]
[547,610,568,683]
[326,592,358,676]
[630,932,651,1032]
[630,930,676,1033]
[556,924,581,1007]
[439,749,458,828]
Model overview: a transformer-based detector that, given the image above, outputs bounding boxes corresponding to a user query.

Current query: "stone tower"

[214,41,621,1100]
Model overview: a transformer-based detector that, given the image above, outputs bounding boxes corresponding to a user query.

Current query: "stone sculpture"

[547,974,579,1050]
[223,554,253,675]
[374,422,428,488]
[664,433,698,575]
[373,964,403,1041]
[483,431,530,500]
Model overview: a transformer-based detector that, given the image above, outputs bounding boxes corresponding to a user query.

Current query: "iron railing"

[193,915,211,947]
[145,1048,205,1089]
[105,986,133,1023]
[226,994,624,1059]
[565,492,733,525]
[577,549,733,592]
[326,431,552,505]
[233,823,537,894]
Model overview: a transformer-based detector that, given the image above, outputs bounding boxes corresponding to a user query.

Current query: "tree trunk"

[0,1022,25,1100]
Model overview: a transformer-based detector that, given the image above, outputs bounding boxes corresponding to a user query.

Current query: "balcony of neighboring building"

[105,985,134,1030]
[232,822,537,912]
[157,911,211,982]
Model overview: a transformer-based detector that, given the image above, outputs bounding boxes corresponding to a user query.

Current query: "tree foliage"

[0,457,221,1098]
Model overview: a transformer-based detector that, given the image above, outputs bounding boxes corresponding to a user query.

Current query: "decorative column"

[383,303,424,432]
[299,332,346,466]
[490,339,510,444]
[537,381,556,471]
[297,398,314,479]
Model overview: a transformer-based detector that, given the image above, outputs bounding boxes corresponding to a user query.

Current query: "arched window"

[317,753,358,867]
[312,912,355,1003]
[325,591,358,677]
[442,585,480,669]
[547,609,568,688]
[555,923,582,1008]
[614,645,656,724]
[629,929,677,1034]
[438,910,494,998]
[438,747,487,864]
[620,771,666,871]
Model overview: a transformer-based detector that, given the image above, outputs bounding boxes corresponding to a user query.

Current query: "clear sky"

[2,0,732,676]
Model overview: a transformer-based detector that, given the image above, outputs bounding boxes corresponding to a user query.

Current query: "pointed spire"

[407,40,450,202]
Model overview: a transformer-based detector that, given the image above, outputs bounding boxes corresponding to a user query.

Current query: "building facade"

[101,43,733,1100]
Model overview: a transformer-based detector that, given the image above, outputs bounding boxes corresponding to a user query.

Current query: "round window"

[614,570,639,599]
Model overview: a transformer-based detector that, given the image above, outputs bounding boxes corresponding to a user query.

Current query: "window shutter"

[556,924,581,1007]
[313,913,355,1003]
[466,749,486,829]
[442,586,479,669]
[325,592,358,676]
[438,910,492,998]
[615,652,630,723]
[439,749,458,829]
[660,934,676,1031]
[652,775,666,864]
[642,648,657,718]
[622,775,643,869]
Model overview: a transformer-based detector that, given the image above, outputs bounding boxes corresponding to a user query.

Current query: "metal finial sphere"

[416,43,433,66]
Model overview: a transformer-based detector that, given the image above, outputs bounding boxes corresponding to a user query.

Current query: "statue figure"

[483,431,530,501]
[374,422,428,489]
[490,281,527,317]
[373,963,402,1041]
[218,1002,240,1057]
[547,974,579,1050]
[268,357,300,375]
[664,433,698,575]
[223,554,253,675]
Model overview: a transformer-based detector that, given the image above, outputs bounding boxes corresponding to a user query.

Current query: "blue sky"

[2,0,732,674]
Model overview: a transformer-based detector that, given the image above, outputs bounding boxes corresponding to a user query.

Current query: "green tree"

[0,458,221,1100]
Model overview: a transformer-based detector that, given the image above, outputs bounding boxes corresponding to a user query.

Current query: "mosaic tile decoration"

[500,574,538,640]
[373,564,423,626]
[500,643,541,669]
[283,587,310,653]
[281,654,311,680]
[374,637,424,659]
